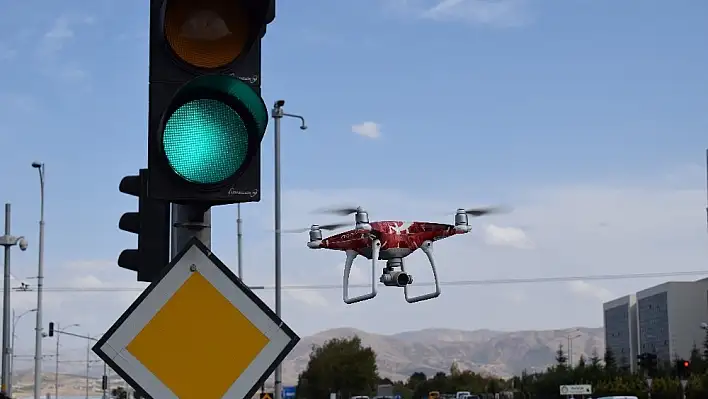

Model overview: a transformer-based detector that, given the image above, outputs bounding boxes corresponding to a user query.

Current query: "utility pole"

[0,203,28,395]
[237,204,243,279]
[85,336,90,399]
[271,100,307,399]
[32,161,46,399]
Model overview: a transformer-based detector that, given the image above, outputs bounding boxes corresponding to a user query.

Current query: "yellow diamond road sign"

[93,238,299,399]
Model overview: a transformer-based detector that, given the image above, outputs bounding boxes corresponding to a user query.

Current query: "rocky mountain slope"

[280,327,605,384]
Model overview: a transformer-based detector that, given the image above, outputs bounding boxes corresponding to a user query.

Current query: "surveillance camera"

[31,162,41,168]
[275,100,285,107]
[18,238,28,251]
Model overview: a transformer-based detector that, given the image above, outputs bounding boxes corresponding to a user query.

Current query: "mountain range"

[17,326,605,388]
[280,327,605,384]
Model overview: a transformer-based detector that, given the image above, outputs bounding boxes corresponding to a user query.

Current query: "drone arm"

[342,239,380,304]
[403,240,441,303]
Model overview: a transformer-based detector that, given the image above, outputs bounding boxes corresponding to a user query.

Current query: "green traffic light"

[161,75,268,185]
[163,99,249,184]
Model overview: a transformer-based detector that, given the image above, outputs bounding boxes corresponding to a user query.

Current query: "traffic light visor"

[161,75,267,185]
[164,0,254,69]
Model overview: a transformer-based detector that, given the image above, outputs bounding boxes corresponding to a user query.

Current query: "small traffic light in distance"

[117,169,170,282]
[147,0,274,205]
[48,322,54,337]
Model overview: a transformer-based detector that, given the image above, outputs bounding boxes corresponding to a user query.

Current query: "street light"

[54,323,80,399]
[564,329,582,367]
[271,100,307,399]
[10,308,37,395]
[0,203,28,395]
[31,161,46,399]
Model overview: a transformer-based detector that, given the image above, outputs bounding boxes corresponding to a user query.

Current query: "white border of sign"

[95,242,296,399]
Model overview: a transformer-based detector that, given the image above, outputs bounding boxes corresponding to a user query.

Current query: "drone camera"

[380,271,412,287]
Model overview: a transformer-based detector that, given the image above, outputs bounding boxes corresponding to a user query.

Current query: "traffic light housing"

[147,0,274,205]
[676,359,691,378]
[638,352,658,377]
[48,322,54,337]
[118,169,171,282]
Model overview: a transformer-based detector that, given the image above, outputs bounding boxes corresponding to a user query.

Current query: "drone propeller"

[282,222,353,234]
[312,206,362,216]
[459,206,510,216]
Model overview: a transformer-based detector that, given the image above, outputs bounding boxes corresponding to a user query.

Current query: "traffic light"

[638,353,658,377]
[48,322,54,337]
[118,169,171,282]
[676,359,691,378]
[146,0,274,205]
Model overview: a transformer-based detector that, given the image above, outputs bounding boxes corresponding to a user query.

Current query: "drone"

[285,206,504,304]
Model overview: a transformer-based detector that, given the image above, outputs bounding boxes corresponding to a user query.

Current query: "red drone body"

[291,206,504,304]
[318,221,461,260]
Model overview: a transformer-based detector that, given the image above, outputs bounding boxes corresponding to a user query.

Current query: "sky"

[1,0,708,373]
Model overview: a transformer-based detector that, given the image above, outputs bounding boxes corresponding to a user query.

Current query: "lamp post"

[10,308,37,394]
[31,161,46,399]
[0,203,28,395]
[55,323,80,399]
[271,100,307,399]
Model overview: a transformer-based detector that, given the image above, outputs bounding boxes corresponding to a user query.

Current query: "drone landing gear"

[342,239,381,304]
[401,240,441,303]
[341,239,441,304]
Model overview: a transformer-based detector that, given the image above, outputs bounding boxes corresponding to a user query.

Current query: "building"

[603,294,639,372]
[636,279,708,364]
[603,278,708,369]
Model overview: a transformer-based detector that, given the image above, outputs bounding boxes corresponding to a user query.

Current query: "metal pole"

[102,362,108,399]
[237,204,243,279]
[9,309,14,397]
[271,101,307,399]
[33,162,45,399]
[85,335,89,399]
[55,325,60,399]
[2,203,12,395]
[273,107,283,399]
[171,204,211,258]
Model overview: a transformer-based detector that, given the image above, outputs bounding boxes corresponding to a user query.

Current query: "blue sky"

[1,0,708,372]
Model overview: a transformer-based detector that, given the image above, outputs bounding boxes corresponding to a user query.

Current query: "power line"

[9,270,708,293]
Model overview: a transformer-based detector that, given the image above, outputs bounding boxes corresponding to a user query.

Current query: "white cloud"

[351,122,382,139]
[483,224,534,249]
[567,280,614,302]
[383,0,531,27]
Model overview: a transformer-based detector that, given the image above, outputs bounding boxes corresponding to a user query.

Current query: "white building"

[603,294,639,372]
[603,277,708,368]
[635,279,708,364]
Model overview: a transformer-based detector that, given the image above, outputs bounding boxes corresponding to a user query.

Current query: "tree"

[296,336,379,399]
[111,387,128,399]
[556,344,567,366]
[450,361,461,377]
[407,372,427,390]
[577,354,587,369]
[604,347,617,373]
[589,348,602,369]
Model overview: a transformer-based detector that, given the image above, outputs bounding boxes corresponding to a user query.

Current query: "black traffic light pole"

[171,204,211,257]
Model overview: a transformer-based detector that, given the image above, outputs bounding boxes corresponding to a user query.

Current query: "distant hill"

[16,326,605,389]
[280,327,605,384]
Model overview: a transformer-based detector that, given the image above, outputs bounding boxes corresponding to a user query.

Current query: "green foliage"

[296,336,379,399]
[296,336,708,399]
[111,387,128,399]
